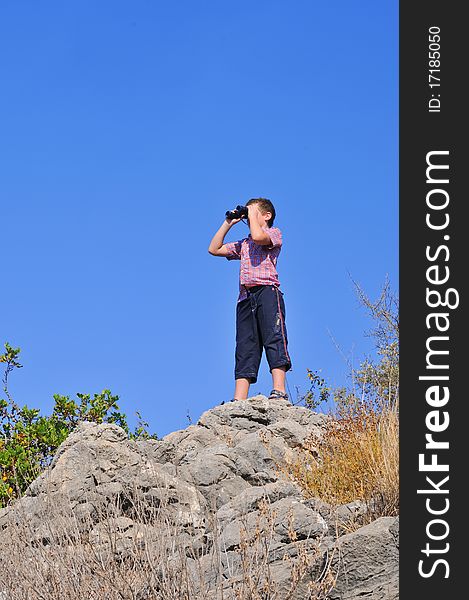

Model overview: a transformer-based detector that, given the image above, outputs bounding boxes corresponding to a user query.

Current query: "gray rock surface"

[0,394,398,599]
[329,516,399,600]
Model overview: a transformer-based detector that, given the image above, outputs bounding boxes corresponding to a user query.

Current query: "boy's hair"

[246,197,276,227]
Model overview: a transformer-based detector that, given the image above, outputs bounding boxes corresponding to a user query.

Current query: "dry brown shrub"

[282,402,399,527]
[0,477,335,600]
[281,279,399,527]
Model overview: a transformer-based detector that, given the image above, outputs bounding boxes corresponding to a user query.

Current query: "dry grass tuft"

[278,279,400,529]
[284,403,399,525]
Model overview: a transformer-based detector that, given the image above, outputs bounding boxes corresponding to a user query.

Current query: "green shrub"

[0,343,157,508]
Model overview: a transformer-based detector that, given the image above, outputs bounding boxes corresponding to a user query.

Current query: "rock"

[328,516,399,600]
[0,394,398,600]
[269,497,328,542]
[0,419,208,541]
[219,496,327,551]
[216,480,303,527]
[266,418,312,447]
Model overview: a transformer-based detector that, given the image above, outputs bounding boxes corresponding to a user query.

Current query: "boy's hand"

[225,212,243,226]
[226,217,241,225]
[247,203,261,224]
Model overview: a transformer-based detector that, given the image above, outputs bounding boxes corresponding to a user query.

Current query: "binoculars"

[225,205,248,220]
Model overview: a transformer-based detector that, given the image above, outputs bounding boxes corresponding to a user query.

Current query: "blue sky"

[0,1,398,438]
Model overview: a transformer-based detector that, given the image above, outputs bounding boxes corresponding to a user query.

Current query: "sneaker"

[268,389,289,401]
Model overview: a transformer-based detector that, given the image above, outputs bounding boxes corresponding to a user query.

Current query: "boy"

[208,198,292,403]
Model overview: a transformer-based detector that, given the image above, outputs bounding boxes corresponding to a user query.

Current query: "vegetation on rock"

[289,278,399,522]
[0,343,157,508]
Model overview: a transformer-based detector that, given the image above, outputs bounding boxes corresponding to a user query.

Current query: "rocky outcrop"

[328,517,399,599]
[0,394,398,599]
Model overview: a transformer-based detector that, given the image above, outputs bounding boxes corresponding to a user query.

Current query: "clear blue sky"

[1,1,398,438]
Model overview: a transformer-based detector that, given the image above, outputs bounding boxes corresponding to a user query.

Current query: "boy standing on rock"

[208,198,292,403]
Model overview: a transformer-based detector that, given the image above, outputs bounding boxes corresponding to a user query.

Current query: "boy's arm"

[247,204,272,245]
[208,218,241,257]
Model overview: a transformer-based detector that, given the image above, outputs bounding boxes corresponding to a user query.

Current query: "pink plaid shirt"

[225,226,283,302]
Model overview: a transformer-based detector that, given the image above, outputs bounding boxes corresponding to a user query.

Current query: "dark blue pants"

[235,285,292,384]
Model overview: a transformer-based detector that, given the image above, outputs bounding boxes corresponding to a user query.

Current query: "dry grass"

[0,477,336,600]
[282,404,399,525]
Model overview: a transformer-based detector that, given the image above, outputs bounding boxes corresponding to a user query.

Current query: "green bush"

[0,343,157,508]
[297,277,399,417]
